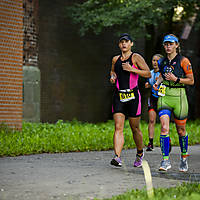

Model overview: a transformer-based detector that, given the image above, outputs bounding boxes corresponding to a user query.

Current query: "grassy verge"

[102,182,200,200]
[0,120,199,199]
[0,119,200,156]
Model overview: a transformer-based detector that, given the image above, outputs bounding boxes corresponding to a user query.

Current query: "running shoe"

[146,143,154,151]
[159,159,171,171]
[110,156,122,167]
[133,154,143,167]
[179,157,188,172]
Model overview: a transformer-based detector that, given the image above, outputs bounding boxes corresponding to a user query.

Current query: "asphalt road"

[0,145,199,200]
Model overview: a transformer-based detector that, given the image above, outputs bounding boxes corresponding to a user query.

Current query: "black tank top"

[114,53,138,90]
[158,54,185,87]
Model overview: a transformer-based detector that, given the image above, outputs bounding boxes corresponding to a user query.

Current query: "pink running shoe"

[133,154,143,167]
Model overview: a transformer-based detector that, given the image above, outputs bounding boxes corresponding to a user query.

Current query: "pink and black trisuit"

[112,53,141,117]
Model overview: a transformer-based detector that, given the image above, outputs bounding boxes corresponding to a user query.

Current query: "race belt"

[119,89,135,102]
[158,84,166,96]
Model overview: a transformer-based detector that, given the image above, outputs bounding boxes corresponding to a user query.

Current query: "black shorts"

[112,88,141,117]
[148,95,158,112]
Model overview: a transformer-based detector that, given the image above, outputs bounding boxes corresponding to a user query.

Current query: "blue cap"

[119,33,133,42]
[163,35,178,43]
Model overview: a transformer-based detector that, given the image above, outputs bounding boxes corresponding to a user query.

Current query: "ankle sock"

[149,138,153,147]
[137,149,143,157]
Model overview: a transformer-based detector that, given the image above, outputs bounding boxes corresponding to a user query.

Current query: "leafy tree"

[67,0,200,61]
[67,0,200,39]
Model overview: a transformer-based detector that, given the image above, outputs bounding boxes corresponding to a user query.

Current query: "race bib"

[119,90,135,102]
[158,84,166,96]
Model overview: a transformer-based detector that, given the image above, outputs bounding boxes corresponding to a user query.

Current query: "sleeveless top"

[158,54,187,88]
[114,53,139,90]
[148,70,160,97]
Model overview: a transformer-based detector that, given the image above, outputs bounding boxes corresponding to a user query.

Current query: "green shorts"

[157,87,188,120]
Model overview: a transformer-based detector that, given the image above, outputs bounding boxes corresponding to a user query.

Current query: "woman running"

[145,54,163,151]
[110,33,151,167]
[153,34,194,172]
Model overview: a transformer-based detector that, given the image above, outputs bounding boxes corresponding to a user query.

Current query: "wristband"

[175,78,180,84]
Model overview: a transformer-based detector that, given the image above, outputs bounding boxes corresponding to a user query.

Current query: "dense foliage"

[0,119,199,156]
[67,0,200,38]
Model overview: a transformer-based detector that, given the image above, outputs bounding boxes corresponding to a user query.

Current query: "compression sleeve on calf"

[179,133,188,156]
[160,135,170,160]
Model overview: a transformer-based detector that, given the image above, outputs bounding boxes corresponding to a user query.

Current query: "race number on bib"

[119,90,135,102]
[158,84,166,96]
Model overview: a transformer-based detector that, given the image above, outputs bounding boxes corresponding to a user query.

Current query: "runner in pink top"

[110,33,151,168]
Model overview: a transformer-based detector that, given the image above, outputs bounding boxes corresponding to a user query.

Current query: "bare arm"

[165,72,194,85]
[122,53,151,78]
[164,57,194,85]
[110,56,118,84]
[145,82,151,89]
[153,74,163,91]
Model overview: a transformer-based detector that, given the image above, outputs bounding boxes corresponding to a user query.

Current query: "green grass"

[0,119,200,156]
[0,120,200,200]
[0,119,113,156]
[101,182,200,200]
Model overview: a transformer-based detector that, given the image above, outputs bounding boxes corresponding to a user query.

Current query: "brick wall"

[23,0,38,67]
[22,0,40,123]
[0,0,23,129]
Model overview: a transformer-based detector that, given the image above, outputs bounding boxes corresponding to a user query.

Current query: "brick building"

[0,0,39,129]
[23,0,38,67]
[0,0,23,129]
[23,0,40,123]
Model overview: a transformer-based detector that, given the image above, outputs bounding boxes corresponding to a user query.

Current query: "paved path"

[0,145,199,200]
